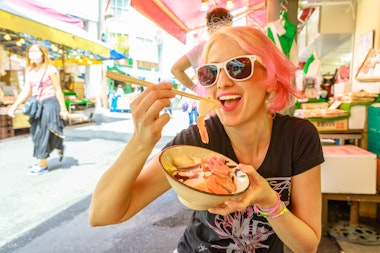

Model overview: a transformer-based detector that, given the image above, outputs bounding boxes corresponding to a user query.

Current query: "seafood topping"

[171,154,237,194]
[197,96,220,144]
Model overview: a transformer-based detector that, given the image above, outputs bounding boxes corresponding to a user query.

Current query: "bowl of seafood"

[159,145,250,210]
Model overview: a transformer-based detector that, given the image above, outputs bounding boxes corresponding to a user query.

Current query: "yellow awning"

[52,58,103,67]
[0,5,110,58]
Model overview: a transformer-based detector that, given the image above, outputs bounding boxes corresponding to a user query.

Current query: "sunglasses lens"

[198,65,218,86]
[226,57,252,80]
[197,56,255,87]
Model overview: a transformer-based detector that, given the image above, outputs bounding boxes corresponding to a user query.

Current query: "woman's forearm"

[171,56,195,90]
[173,70,195,90]
[269,209,321,253]
[270,168,322,253]
[12,88,31,107]
[89,135,157,226]
[90,82,175,226]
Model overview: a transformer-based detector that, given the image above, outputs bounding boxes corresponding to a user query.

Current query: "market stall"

[0,0,113,132]
[0,0,111,58]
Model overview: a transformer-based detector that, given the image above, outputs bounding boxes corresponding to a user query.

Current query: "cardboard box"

[333,81,352,96]
[310,118,348,131]
[352,81,380,94]
[0,71,19,87]
[300,102,329,109]
[12,113,30,129]
[339,104,368,130]
[348,105,367,129]
[73,82,85,99]
[0,126,14,139]
[321,145,377,194]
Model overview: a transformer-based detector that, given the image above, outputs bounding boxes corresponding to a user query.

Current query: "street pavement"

[0,109,193,253]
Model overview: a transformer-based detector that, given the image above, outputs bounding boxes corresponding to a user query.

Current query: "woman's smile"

[218,93,242,111]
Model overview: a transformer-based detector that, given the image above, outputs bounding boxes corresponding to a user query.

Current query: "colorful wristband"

[253,191,281,215]
[268,202,289,219]
[257,202,289,219]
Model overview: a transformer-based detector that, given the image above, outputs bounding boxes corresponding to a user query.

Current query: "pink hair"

[202,26,300,114]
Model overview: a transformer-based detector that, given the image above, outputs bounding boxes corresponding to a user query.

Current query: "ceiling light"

[4,34,11,40]
[226,0,234,10]
[200,0,209,12]
[51,44,58,52]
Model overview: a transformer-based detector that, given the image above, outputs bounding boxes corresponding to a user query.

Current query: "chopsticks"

[106,71,209,101]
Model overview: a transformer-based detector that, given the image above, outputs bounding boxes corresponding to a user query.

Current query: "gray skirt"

[29,96,66,159]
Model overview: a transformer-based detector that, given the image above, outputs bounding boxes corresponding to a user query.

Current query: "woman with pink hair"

[90,26,324,253]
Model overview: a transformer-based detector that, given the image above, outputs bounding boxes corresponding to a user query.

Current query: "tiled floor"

[285,201,380,253]
[324,200,380,253]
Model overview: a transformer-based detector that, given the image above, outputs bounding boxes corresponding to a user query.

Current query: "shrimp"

[197,96,220,144]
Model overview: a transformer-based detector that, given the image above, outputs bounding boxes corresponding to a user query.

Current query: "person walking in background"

[171,7,233,96]
[187,99,199,125]
[8,44,68,176]
[180,86,199,125]
[90,26,324,252]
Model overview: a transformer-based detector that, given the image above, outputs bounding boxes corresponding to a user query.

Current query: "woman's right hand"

[7,105,17,118]
[129,82,176,146]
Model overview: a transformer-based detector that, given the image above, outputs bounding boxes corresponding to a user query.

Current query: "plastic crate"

[368,104,380,157]
[368,103,380,132]
[368,131,380,157]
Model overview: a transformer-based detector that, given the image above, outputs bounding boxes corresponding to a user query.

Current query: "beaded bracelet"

[253,191,281,215]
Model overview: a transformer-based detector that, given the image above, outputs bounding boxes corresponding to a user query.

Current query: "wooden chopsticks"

[106,71,209,101]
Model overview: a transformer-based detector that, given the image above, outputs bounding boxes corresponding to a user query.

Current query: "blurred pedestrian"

[188,99,199,125]
[8,44,68,175]
[180,87,198,125]
[171,7,233,96]
[115,84,124,97]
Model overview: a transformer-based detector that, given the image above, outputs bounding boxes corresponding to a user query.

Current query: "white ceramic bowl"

[159,145,250,210]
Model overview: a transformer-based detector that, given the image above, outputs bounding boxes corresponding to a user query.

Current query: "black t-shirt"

[164,114,324,253]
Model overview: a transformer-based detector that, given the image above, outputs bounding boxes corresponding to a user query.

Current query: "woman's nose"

[217,69,233,88]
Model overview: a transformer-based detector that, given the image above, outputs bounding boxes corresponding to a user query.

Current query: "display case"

[63,91,94,125]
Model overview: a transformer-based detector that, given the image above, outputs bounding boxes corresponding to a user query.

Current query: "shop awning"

[108,49,130,60]
[130,0,267,44]
[0,0,111,58]
[51,49,131,67]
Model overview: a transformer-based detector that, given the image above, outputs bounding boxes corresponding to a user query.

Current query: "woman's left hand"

[60,110,69,121]
[208,164,278,216]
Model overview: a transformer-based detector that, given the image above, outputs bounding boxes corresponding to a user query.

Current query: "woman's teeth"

[219,95,241,100]
[219,95,241,106]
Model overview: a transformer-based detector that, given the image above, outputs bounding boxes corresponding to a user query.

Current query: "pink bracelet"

[253,191,281,215]
[268,202,289,219]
